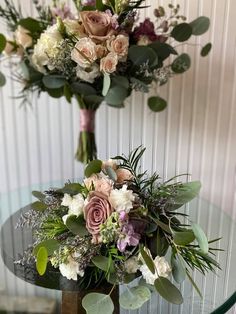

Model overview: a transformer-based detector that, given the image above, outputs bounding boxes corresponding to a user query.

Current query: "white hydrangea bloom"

[108,185,135,213]
[59,255,84,281]
[62,193,85,224]
[124,256,140,274]
[140,256,171,285]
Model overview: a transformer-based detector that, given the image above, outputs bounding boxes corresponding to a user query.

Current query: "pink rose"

[107,35,129,59]
[84,174,113,196]
[100,52,118,73]
[71,37,97,68]
[80,11,115,42]
[116,168,133,183]
[84,191,113,243]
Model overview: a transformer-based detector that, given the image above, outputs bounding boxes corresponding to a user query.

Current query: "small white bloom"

[109,185,135,213]
[61,193,73,207]
[140,256,171,285]
[59,255,84,281]
[124,256,140,274]
[76,63,100,83]
[62,193,85,224]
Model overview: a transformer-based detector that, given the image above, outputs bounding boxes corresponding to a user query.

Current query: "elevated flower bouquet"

[0,0,212,163]
[17,147,220,312]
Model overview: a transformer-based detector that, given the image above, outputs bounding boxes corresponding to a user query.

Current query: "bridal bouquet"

[0,0,211,163]
[17,147,220,312]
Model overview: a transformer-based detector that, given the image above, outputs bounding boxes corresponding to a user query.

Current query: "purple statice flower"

[51,5,75,20]
[133,18,158,42]
[117,223,140,252]
[119,210,128,222]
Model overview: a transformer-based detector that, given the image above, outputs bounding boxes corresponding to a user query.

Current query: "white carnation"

[32,24,63,72]
[108,185,135,213]
[124,256,139,274]
[62,193,85,224]
[59,255,84,281]
[140,256,171,285]
[76,63,100,83]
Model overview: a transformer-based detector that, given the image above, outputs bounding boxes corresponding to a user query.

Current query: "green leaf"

[173,230,195,245]
[0,72,6,87]
[171,23,192,42]
[190,16,210,36]
[171,254,186,284]
[148,96,167,112]
[105,85,128,106]
[46,87,64,98]
[0,34,6,53]
[105,166,117,181]
[83,95,104,106]
[32,190,45,201]
[152,230,169,256]
[201,43,212,57]
[36,247,48,276]
[172,181,201,207]
[85,159,102,177]
[31,201,47,211]
[171,53,191,73]
[65,215,88,236]
[148,42,177,60]
[96,0,106,11]
[64,84,73,103]
[140,246,155,274]
[112,76,129,89]
[43,75,66,89]
[92,255,114,272]
[119,286,151,310]
[19,18,42,33]
[102,73,110,96]
[186,271,203,298]
[33,239,60,256]
[192,223,209,254]
[82,293,114,314]
[154,277,183,305]
[60,183,85,195]
[128,45,158,68]
[71,82,97,96]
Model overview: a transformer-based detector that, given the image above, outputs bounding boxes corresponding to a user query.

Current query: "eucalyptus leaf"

[171,53,191,74]
[140,246,155,274]
[119,286,151,310]
[0,34,6,53]
[105,166,117,181]
[148,96,167,112]
[190,16,210,36]
[0,72,6,87]
[19,18,42,33]
[82,293,114,314]
[128,45,158,68]
[171,254,186,284]
[154,277,183,304]
[112,76,129,89]
[171,181,201,206]
[201,43,212,57]
[60,183,85,195]
[36,247,48,276]
[32,190,45,201]
[105,85,128,106]
[64,84,72,103]
[192,223,209,254]
[92,255,114,272]
[148,42,177,60]
[43,75,66,89]
[71,82,97,96]
[33,239,60,256]
[46,87,64,98]
[173,230,195,245]
[171,23,192,42]
[102,73,110,96]
[31,201,47,211]
[85,159,102,177]
[66,215,88,236]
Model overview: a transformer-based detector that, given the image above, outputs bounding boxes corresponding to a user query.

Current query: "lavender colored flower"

[51,5,75,20]
[81,0,96,6]
[117,223,140,252]
[133,18,158,42]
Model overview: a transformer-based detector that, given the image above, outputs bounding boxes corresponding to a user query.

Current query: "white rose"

[15,25,33,49]
[107,35,129,59]
[76,63,100,83]
[59,255,84,281]
[100,52,118,74]
[61,193,73,207]
[140,256,171,285]
[63,19,85,38]
[32,24,63,72]
[71,37,97,68]
[124,256,139,274]
[108,184,135,213]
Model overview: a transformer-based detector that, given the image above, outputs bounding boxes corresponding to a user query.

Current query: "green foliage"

[31,201,47,211]
[128,45,158,68]
[192,223,209,254]
[148,42,178,61]
[140,246,155,274]
[0,72,6,87]
[36,246,48,276]
[42,75,66,89]
[102,73,110,96]
[148,96,167,112]
[105,166,117,182]
[186,271,202,298]
[112,76,129,89]
[92,255,114,272]
[154,277,183,304]
[119,285,151,310]
[65,215,88,236]
[201,43,212,57]
[173,230,195,245]
[105,85,128,107]
[171,53,191,74]
[82,293,114,314]
[85,159,102,177]
[0,34,6,53]
[59,182,86,195]
[171,253,186,284]
[171,23,192,42]
[190,16,210,36]
[32,191,46,201]
[33,239,60,256]
[18,18,42,34]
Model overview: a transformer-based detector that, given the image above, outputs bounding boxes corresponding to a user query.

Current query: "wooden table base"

[61,285,120,314]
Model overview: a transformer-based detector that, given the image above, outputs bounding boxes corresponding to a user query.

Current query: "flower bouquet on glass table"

[0,1,212,163]
[16,147,221,313]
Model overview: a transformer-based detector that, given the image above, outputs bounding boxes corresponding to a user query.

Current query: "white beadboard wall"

[0,0,236,313]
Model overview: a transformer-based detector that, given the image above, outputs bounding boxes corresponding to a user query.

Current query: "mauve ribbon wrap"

[80,109,95,133]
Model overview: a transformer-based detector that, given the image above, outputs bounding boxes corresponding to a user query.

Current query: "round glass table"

[0,185,235,314]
